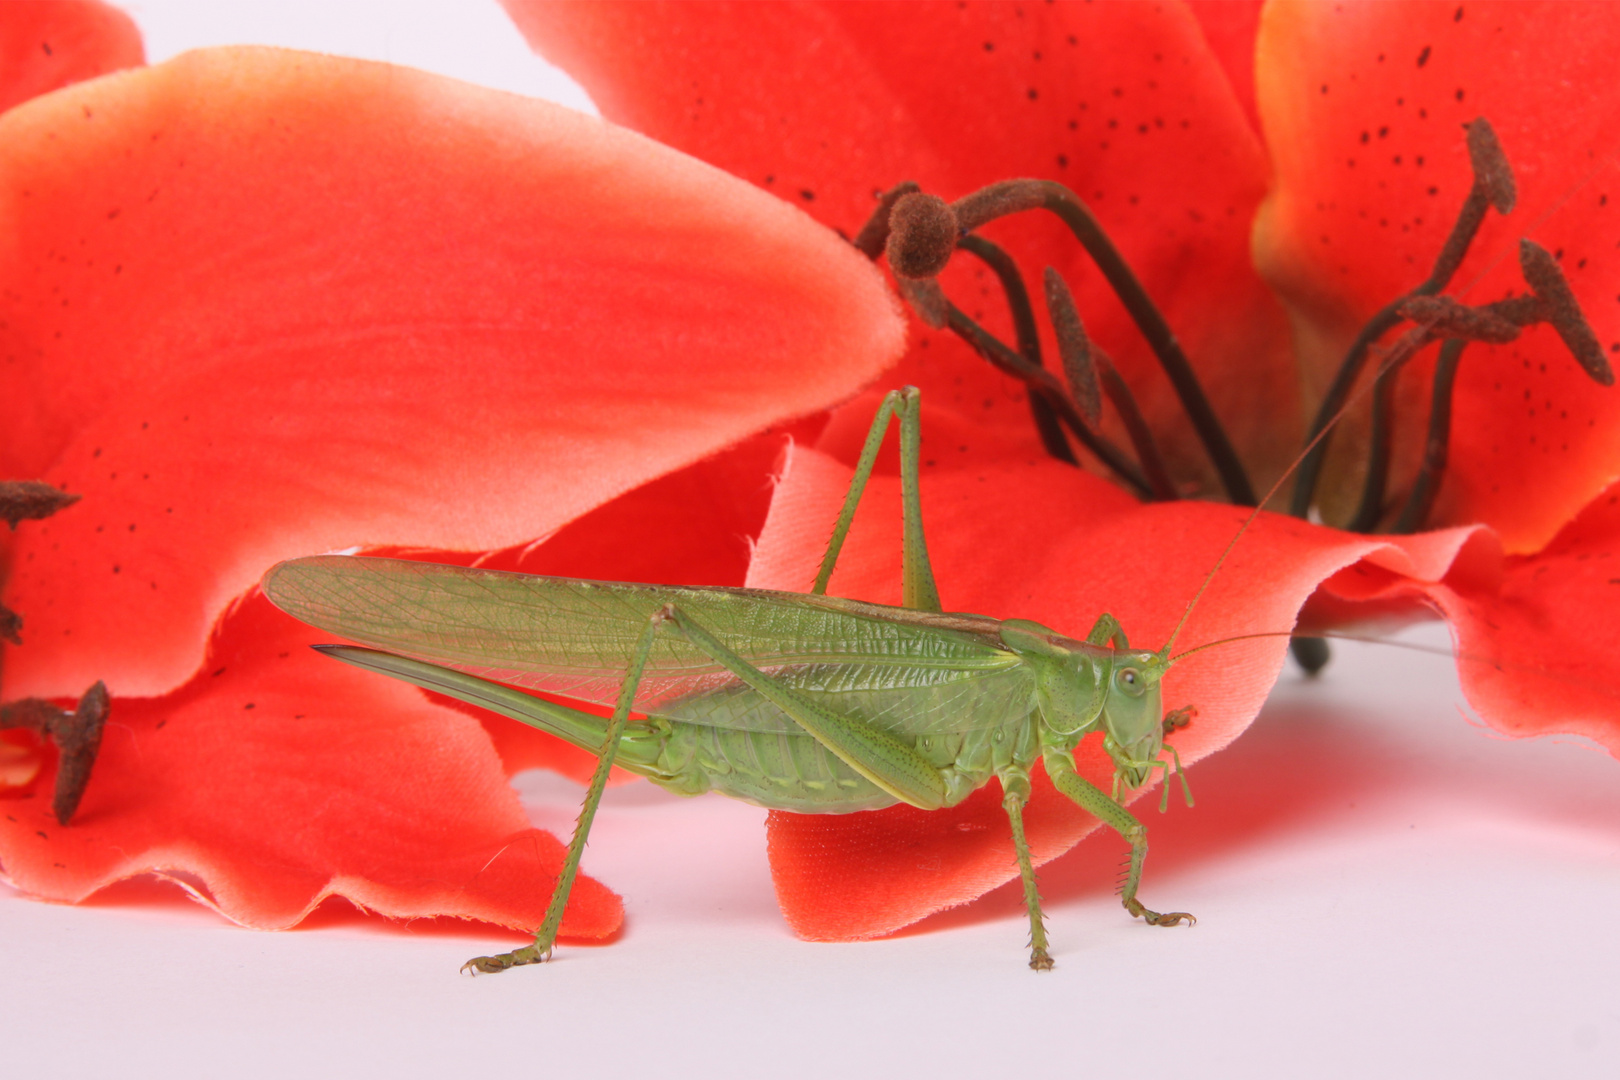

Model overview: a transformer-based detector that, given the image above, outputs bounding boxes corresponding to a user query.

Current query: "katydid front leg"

[1042,749,1195,928]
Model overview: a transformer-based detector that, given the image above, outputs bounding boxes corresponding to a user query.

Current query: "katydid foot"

[1124,898,1196,927]
[461,944,550,974]
[1029,947,1054,972]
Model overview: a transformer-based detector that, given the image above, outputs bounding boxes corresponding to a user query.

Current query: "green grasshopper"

[263,386,1200,974]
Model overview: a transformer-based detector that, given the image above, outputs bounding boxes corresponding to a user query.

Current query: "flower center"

[861,117,1612,538]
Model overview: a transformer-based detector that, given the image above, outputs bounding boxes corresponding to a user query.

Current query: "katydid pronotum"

[263,386,1205,974]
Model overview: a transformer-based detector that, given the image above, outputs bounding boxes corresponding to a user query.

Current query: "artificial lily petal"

[749,427,1506,938]
[0,0,142,114]
[1184,0,1267,137]
[0,591,619,937]
[1255,0,1620,550]
[1312,478,1620,751]
[0,46,903,702]
[506,0,1300,493]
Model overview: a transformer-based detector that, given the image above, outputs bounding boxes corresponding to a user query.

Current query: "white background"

[6,5,1619,1078]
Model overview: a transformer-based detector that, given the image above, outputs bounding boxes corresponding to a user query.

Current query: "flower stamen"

[1289,117,1517,519]
[0,682,109,825]
[1044,268,1179,501]
[1,477,108,824]
[1351,241,1611,532]
[956,234,1077,465]
[946,179,1255,505]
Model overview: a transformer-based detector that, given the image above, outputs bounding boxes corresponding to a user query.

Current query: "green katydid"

[261,117,1613,975]
[262,386,1203,974]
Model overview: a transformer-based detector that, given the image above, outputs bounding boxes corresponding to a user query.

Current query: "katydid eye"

[1117,667,1142,693]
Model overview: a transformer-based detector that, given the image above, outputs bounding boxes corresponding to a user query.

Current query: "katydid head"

[1001,619,1172,791]
[1098,650,1171,790]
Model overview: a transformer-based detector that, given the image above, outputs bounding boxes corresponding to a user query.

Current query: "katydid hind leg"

[1000,772,1054,971]
[1043,751,1195,929]
[663,604,952,811]
[461,608,668,975]
[811,387,942,613]
[1084,613,1128,650]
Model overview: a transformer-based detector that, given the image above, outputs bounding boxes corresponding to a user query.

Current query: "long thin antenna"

[1159,322,1438,660]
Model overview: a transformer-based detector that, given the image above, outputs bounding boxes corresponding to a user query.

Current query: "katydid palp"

[262,386,1203,974]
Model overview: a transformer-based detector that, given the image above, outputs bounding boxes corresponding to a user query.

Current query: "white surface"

[5,7,1618,1079]
[127,0,598,115]
[6,631,1619,1079]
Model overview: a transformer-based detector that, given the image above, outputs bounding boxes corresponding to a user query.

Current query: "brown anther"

[896,276,949,329]
[51,682,109,825]
[1399,295,1521,344]
[885,192,959,279]
[1519,239,1614,385]
[1,603,21,646]
[1042,267,1102,425]
[852,181,922,259]
[0,480,80,529]
[1465,118,1516,214]
[0,681,110,825]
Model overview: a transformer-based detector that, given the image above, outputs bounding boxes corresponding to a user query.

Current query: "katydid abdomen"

[282,554,1045,813]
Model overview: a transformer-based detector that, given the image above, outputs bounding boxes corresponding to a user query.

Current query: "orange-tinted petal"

[1315,477,1620,751]
[508,0,1298,494]
[0,0,142,114]
[747,435,1505,939]
[1255,0,1620,550]
[0,47,902,701]
[0,593,619,936]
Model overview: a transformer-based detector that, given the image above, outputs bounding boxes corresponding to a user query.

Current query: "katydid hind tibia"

[262,387,1201,973]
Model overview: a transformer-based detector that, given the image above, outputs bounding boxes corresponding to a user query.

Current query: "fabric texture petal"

[0,0,142,114]
[0,592,619,937]
[506,0,1299,494]
[0,46,903,702]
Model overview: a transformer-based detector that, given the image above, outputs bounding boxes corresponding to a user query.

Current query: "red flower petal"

[1254,0,1620,549]
[0,47,902,701]
[1315,477,1620,750]
[1183,0,1267,138]
[0,592,619,937]
[747,432,1508,939]
[0,1,142,114]
[508,0,1300,493]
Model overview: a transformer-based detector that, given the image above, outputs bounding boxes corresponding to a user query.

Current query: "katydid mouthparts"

[262,387,1202,973]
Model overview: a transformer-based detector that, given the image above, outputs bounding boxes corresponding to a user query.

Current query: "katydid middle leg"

[999,770,1054,970]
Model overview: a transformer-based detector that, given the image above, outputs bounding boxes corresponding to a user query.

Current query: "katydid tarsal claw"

[264,387,1201,973]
